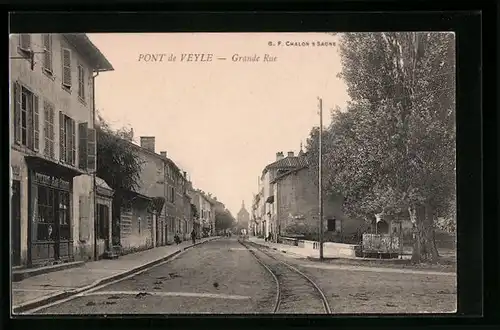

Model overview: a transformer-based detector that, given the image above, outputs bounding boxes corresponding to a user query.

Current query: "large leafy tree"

[96,114,144,245]
[307,32,456,263]
[215,209,236,231]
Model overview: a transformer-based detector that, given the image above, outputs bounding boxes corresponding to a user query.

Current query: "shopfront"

[26,157,78,267]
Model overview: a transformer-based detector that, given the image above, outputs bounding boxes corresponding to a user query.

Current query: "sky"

[88,33,350,216]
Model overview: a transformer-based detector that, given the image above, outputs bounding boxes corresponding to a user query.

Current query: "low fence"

[361,233,401,258]
[280,236,360,258]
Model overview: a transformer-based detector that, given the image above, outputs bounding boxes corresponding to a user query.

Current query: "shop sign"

[34,172,71,190]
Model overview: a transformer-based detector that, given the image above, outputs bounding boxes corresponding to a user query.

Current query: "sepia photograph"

[10,31,456,315]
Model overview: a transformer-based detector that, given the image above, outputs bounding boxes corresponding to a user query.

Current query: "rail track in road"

[238,240,331,314]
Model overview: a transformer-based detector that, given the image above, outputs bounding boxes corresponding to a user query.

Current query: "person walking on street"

[191,229,196,244]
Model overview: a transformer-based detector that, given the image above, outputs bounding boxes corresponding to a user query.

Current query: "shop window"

[37,186,55,241]
[58,191,71,240]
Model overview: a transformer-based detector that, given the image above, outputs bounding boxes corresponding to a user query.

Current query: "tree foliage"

[306,32,456,263]
[96,114,143,193]
[215,209,236,230]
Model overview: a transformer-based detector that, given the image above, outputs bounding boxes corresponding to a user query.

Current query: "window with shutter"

[78,64,85,101]
[78,122,88,170]
[48,104,55,158]
[59,111,66,162]
[33,94,39,152]
[71,119,76,165]
[43,104,49,156]
[24,88,33,149]
[87,128,96,172]
[19,34,31,50]
[13,82,21,144]
[42,34,53,73]
[61,48,72,89]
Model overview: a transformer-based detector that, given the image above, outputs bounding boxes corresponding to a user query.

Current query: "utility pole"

[318,97,324,261]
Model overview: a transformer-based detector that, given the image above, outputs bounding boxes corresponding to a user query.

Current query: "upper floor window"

[77,63,86,102]
[19,34,31,51]
[78,122,96,172]
[59,112,76,166]
[42,34,53,74]
[13,81,40,152]
[43,100,55,159]
[61,47,72,91]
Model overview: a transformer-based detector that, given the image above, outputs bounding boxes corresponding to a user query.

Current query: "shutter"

[62,48,72,88]
[78,122,88,170]
[27,91,33,150]
[71,119,76,165]
[87,127,96,172]
[19,34,31,50]
[59,112,65,162]
[13,82,21,144]
[33,94,40,152]
[49,106,55,158]
[44,101,50,156]
[42,34,52,72]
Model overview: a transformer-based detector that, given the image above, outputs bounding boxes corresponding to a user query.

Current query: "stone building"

[236,200,250,232]
[10,33,113,267]
[271,151,367,240]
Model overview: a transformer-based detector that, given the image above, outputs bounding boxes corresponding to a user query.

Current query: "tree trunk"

[411,203,440,263]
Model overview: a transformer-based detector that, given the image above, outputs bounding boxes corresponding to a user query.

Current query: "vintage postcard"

[10,32,456,315]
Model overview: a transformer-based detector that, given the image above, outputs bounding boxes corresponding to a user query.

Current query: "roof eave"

[63,34,114,72]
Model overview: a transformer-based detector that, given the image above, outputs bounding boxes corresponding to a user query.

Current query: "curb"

[13,237,220,314]
[13,261,85,282]
[249,240,307,259]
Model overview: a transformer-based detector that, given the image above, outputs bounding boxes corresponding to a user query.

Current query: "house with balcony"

[10,33,113,268]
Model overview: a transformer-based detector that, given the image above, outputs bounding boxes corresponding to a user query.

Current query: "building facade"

[271,153,368,240]
[10,33,113,267]
[236,200,250,232]
[188,189,215,237]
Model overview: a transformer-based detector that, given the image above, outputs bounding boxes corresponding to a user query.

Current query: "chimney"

[160,151,167,158]
[140,136,155,152]
[287,151,294,157]
[276,151,284,161]
[183,171,187,178]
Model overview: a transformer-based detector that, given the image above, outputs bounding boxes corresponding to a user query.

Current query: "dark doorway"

[97,204,110,250]
[11,180,21,266]
[376,220,389,234]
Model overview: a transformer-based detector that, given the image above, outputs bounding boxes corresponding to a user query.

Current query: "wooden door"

[11,181,21,266]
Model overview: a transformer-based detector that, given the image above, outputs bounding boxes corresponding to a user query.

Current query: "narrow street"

[33,238,277,314]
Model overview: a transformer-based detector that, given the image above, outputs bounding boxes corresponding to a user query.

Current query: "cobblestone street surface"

[260,247,457,314]
[33,238,277,314]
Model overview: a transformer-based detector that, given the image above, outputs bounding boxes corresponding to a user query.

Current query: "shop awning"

[25,155,86,180]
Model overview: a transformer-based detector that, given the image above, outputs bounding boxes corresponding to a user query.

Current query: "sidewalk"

[12,236,219,313]
[248,237,311,258]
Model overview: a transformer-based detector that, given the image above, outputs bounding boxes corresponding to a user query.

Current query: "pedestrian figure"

[174,231,181,245]
[191,229,196,244]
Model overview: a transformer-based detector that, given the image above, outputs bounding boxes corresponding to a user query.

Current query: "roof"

[63,34,114,72]
[96,177,113,191]
[118,137,184,177]
[262,154,309,177]
[271,165,309,184]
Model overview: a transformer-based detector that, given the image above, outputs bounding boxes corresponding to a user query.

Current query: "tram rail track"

[238,239,331,314]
